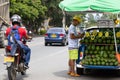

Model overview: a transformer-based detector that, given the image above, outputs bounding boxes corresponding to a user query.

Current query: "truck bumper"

[76,64,120,69]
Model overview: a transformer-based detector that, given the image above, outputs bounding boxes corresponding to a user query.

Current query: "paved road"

[0,37,120,80]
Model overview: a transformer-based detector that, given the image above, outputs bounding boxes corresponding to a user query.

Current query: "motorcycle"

[4,37,28,80]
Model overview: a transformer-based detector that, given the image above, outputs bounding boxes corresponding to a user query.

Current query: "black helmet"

[11,14,22,25]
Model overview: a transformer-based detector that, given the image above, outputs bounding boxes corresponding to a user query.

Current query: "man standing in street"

[68,16,84,77]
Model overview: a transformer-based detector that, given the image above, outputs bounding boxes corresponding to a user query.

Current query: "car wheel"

[62,40,67,46]
[50,43,53,45]
[45,43,48,46]
[62,42,67,46]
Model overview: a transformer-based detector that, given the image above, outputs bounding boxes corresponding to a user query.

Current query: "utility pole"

[62,10,66,29]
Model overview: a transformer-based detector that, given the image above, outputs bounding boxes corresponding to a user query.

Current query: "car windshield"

[47,28,63,33]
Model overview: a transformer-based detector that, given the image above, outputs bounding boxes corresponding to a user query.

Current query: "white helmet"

[11,14,22,25]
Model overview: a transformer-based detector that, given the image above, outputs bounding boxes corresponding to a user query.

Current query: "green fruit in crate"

[94,62,97,65]
[92,58,96,62]
[103,53,108,58]
[105,63,109,66]
[97,62,101,65]
[104,59,108,62]
[109,63,114,66]
[96,36,100,40]
[89,51,93,54]
[87,55,91,58]
[101,46,104,50]
[91,55,95,58]
[105,31,109,37]
[89,39,93,43]
[107,40,111,44]
[110,45,114,50]
[103,40,106,44]
[80,40,84,43]
[100,58,104,62]
[85,50,88,54]
[88,58,91,62]
[81,60,85,64]
[94,39,97,43]
[109,31,113,36]
[94,51,98,54]
[111,40,115,44]
[116,32,120,38]
[116,40,119,44]
[95,54,99,58]
[109,54,115,58]
[107,51,111,54]
[85,62,89,65]
[114,61,119,66]
[85,39,89,43]
[89,62,93,65]
[102,36,106,40]
[108,59,112,63]
[85,56,88,60]
[111,51,115,54]
[91,35,95,40]
[92,30,98,36]
[87,45,91,50]
[101,62,105,65]
[98,39,102,43]
[105,46,109,50]
[96,57,100,61]
[85,32,90,37]
[98,32,103,37]
[96,46,100,51]
[91,45,95,50]
[112,59,116,63]
[111,36,114,40]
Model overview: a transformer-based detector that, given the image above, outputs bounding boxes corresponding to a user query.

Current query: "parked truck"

[76,20,120,75]
[0,0,9,47]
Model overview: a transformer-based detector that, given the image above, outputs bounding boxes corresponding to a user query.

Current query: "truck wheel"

[76,67,84,75]
[84,69,91,74]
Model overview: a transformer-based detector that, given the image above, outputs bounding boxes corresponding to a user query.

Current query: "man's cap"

[73,16,81,23]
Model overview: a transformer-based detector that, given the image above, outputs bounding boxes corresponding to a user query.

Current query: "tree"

[10,0,47,33]
[41,0,63,27]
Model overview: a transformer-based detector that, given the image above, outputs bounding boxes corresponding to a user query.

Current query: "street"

[0,37,120,80]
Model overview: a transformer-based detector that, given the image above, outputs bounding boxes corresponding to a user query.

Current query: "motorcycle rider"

[5,14,31,68]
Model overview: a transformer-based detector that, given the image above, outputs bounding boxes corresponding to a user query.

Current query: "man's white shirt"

[68,24,83,48]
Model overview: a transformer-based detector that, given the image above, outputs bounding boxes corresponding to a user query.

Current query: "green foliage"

[10,0,47,20]
[39,29,47,35]
[41,0,63,26]
[10,0,64,34]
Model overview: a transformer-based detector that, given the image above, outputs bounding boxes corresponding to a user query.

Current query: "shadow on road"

[53,69,120,80]
[2,73,30,80]
[53,70,68,78]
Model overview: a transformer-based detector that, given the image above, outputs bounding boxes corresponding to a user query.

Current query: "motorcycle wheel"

[7,65,17,80]
[19,63,26,75]
[21,70,26,75]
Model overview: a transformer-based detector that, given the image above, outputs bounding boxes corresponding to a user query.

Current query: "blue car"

[44,27,68,46]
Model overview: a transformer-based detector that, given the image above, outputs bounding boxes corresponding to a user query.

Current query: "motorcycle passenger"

[5,14,31,68]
